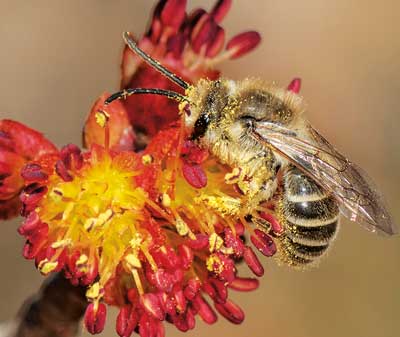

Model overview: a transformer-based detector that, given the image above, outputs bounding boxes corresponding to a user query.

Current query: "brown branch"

[12,273,87,337]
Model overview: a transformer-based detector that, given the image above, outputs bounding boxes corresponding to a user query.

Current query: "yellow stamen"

[132,268,144,295]
[86,282,102,300]
[51,238,72,249]
[95,110,110,128]
[206,254,223,274]
[142,154,153,165]
[38,259,58,275]
[76,254,89,266]
[125,253,142,268]
[209,233,224,252]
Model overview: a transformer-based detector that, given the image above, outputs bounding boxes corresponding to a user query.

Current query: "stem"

[12,273,87,337]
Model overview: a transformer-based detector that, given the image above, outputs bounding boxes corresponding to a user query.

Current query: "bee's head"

[184,79,231,140]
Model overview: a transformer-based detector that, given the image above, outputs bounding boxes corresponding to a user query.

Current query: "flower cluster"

[18,119,281,336]
[0,1,294,336]
[120,0,261,139]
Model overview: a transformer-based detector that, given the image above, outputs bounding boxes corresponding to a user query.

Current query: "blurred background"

[0,1,399,337]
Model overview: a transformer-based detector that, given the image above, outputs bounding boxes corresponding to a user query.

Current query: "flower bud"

[226,31,261,59]
[84,302,107,334]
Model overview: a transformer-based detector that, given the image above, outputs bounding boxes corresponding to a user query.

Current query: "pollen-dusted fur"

[182,77,341,267]
[183,77,308,212]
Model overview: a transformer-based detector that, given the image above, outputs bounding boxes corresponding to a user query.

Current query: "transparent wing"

[253,121,397,236]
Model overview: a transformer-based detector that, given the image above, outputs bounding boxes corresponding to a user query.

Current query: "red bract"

[120,0,261,138]
[83,93,136,151]
[0,120,57,219]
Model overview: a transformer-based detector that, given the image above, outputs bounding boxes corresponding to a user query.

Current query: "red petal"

[182,162,207,188]
[191,16,218,54]
[183,278,201,300]
[226,31,261,59]
[287,78,302,93]
[21,163,48,182]
[186,234,209,250]
[141,293,165,320]
[259,211,284,234]
[214,299,245,324]
[193,295,218,324]
[229,277,259,292]
[206,26,225,58]
[83,93,135,151]
[210,0,232,23]
[243,246,264,277]
[84,303,107,334]
[167,34,186,59]
[178,244,193,269]
[251,229,277,257]
[18,211,41,236]
[116,305,138,337]
[0,150,25,200]
[160,0,187,31]
[55,160,73,182]
[0,120,57,160]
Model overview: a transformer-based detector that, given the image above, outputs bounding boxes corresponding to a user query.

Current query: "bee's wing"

[253,122,397,236]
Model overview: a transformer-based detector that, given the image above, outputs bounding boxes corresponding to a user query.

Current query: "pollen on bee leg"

[224,167,241,184]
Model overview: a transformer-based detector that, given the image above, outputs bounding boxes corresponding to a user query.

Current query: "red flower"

[17,123,280,336]
[3,1,283,336]
[119,0,261,138]
[0,120,57,219]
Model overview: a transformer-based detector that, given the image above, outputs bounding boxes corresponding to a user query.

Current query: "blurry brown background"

[1,1,399,337]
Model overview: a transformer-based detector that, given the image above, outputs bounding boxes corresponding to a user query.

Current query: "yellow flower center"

[37,149,148,290]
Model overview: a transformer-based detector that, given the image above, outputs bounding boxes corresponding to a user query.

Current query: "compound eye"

[191,113,210,140]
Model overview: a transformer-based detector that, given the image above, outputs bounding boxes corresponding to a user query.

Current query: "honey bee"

[105,32,397,266]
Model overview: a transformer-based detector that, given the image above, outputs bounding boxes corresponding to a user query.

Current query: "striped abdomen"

[278,166,339,266]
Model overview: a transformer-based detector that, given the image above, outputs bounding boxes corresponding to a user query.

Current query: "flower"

[119,0,261,139]
[0,120,57,219]
[18,119,280,336]
[2,0,284,336]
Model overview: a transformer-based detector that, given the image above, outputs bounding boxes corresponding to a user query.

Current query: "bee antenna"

[123,32,190,90]
[104,88,190,106]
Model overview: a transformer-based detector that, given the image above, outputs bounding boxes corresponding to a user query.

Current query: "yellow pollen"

[129,233,143,250]
[95,110,110,128]
[51,238,72,249]
[176,217,190,236]
[162,193,171,208]
[224,167,241,184]
[37,149,149,293]
[209,233,224,252]
[206,254,224,274]
[86,282,102,301]
[142,154,153,165]
[76,254,88,266]
[38,259,58,275]
[125,254,142,268]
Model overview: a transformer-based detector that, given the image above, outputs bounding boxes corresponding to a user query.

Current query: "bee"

[105,32,397,266]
